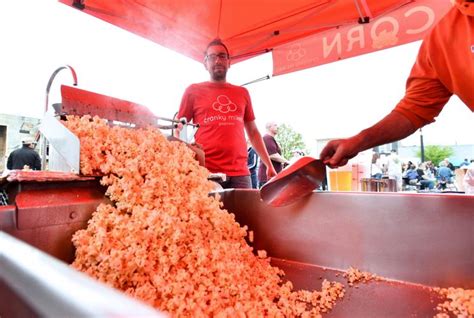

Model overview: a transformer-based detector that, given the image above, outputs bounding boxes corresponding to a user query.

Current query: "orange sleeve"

[393,36,452,129]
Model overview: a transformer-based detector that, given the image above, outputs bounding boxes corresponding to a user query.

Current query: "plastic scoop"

[260,157,326,207]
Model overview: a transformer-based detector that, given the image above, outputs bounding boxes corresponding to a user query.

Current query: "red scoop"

[259,157,326,207]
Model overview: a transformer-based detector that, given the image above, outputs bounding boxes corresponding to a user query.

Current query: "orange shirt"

[393,3,474,128]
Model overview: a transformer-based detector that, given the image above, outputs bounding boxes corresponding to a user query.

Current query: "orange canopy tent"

[59,0,451,76]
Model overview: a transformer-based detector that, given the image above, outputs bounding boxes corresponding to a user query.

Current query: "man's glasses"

[205,53,229,62]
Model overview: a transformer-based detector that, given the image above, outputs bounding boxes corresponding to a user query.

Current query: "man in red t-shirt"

[320,0,474,168]
[258,122,289,187]
[177,39,276,188]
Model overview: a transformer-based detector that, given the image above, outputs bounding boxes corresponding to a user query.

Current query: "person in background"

[437,161,454,181]
[460,158,470,167]
[378,154,388,176]
[176,39,276,189]
[370,152,383,179]
[247,141,259,189]
[417,162,435,190]
[7,138,41,171]
[288,149,304,165]
[401,162,408,174]
[437,160,454,190]
[426,161,437,177]
[443,158,456,172]
[258,121,289,187]
[463,161,474,194]
[386,149,403,190]
[403,163,420,187]
[320,0,474,168]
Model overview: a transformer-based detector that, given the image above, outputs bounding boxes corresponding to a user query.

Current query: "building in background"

[0,114,41,173]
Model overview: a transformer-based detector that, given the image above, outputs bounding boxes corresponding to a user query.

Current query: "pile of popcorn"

[343,266,380,287]
[66,115,345,317]
[434,287,474,318]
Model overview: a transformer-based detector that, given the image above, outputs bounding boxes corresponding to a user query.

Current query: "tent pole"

[240,75,271,87]
[420,128,425,163]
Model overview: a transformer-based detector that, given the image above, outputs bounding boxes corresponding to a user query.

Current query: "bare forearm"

[350,111,418,152]
[269,153,288,163]
[245,121,276,178]
[320,111,418,168]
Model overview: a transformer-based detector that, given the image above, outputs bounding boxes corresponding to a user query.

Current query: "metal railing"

[0,231,167,317]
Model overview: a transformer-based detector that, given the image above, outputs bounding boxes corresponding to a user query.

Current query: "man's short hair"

[265,121,277,130]
[205,38,230,57]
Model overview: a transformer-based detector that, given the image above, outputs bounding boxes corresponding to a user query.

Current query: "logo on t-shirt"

[471,45,474,53]
[212,95,237,113]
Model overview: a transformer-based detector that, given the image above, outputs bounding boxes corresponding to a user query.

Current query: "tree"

[415,145,453,166]
[275,123,307,160]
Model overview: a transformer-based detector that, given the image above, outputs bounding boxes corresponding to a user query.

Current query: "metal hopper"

[221,190,474,317]
[1,66,472,316]
[1,175,472,316]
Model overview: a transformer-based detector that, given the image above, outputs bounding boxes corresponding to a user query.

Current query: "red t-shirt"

[177,82,255,176]
[393,5,474,128]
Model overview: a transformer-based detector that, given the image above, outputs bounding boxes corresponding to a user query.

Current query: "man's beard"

[211,68,227,81]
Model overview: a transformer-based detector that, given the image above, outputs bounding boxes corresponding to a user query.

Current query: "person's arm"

[248,149,258,170]
[320,111,417,168]
[33,153,42,170]
[245,121,277,179]
[269,153,289,164]
[174,86,195,138]
[321,26,459,169]
[6,153,13,170]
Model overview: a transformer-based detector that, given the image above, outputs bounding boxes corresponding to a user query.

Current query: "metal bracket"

[39,112,80,174]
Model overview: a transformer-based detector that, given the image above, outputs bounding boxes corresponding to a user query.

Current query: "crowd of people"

[371,153,474,192]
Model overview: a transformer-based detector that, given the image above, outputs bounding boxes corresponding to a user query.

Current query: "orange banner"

[273,0,452,76]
